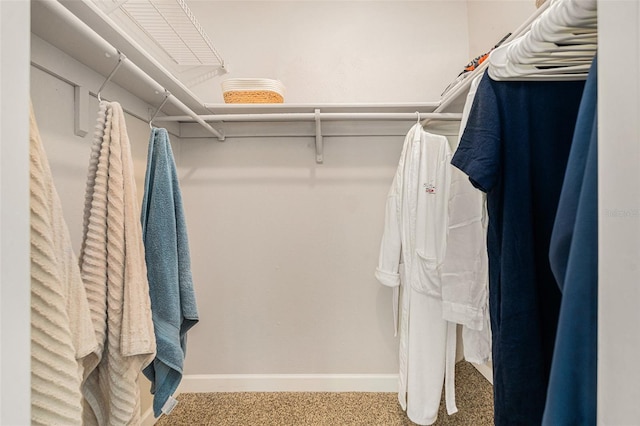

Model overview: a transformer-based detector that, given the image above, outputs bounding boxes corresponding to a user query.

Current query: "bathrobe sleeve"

[375,188,402,289]
[375,183,402,336]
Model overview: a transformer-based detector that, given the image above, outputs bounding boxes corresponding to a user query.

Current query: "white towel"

[30,101,99,425]
[80,101,156,425]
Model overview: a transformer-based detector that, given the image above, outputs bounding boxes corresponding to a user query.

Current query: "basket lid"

[221,78,285,95]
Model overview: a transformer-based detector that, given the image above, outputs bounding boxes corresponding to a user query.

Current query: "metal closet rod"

[154,110,461,164]
[41,0,224,140]
[153,112,463,123]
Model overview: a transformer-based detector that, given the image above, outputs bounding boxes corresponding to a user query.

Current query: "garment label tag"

[161,396,179,415]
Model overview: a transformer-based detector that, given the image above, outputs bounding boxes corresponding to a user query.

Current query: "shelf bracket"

[73,85,89,137]
[314,108,323,164]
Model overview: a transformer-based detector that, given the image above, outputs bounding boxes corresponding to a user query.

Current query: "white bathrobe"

[442,74,492,365]
[375,123,457,426]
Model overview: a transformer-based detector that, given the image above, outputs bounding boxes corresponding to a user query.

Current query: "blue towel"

[141,127,199,418]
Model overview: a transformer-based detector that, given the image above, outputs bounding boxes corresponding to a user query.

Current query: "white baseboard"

[471,362,494,385]
[178,374,399,393]
[141,407,158,426]
[140,369,489,423]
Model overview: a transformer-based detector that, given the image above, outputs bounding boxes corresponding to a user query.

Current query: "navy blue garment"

[451,72,585,425]
[543,56,598,426]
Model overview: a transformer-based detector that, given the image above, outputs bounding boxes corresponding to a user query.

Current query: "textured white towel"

[80,101,156,425]
[30,102,99,425]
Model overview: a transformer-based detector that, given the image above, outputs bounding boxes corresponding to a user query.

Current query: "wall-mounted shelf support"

[74,85,90,137]
[314,108,323,164]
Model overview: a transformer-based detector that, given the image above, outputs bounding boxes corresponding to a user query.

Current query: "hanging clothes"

[375,123,457,426]
[441,73,491,365]
[141,127,199,418]
[29,101,98,426]
[80,101,156,426]
[451,72,585,425]
[543,55,598,426]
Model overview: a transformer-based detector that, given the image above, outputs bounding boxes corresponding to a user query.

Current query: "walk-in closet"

[1,0,638,424]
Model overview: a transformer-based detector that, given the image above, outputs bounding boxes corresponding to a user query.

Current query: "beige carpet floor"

[156,361,493,425]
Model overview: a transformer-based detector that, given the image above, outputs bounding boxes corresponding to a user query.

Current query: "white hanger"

[488,0,597,81]
[489,44,591,80]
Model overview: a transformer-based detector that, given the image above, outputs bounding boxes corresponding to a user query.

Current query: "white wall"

[466,0,537,58]
[174,1,474,383]
[182,0,536,105]
[0,0,31,423]
[184,1,471,104]
[168,0,525,386]
[179,133,403,376]
[163,0,535,385]
[598,0,640,423]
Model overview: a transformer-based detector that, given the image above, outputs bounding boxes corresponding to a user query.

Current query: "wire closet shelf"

[95,0,226,68]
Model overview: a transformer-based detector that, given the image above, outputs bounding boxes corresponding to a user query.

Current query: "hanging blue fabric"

[452,71,585,425]
[141,127,199,418]
[543,55,598,426]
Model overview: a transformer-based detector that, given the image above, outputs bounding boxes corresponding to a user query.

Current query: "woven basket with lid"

[221,78,285,103]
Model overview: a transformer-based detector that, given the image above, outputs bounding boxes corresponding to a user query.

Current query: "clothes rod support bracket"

[97,52,126,102]
[74,85,90,137]
[149,90,171,129]
[314,108,323,164]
